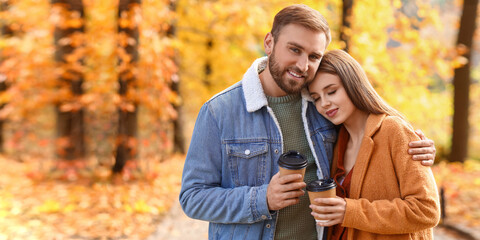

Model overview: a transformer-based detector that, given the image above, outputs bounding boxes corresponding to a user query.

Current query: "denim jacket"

[179,57,337,240]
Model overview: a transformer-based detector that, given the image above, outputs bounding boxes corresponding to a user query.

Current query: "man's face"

[266,24,327,95]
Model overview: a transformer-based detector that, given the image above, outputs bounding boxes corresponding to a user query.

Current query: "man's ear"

[264,32,274,56]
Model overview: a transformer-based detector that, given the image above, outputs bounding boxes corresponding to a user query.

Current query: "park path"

[147,201,467,240]
[146,201,208,240]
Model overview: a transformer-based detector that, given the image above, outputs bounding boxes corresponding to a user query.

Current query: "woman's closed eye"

[328,90,337,95]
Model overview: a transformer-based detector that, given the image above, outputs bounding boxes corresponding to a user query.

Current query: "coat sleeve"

[342,117,440,234]
[178,103,271,224]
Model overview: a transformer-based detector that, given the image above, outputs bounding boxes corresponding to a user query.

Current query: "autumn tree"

[175,0,269,114]
[0,0,472,173]
[113,0,141,174]
[341,0,353,52]
[51,0,86,162]
[341,0,452,156]
[82,0,179,172]
[135,0,180,162]
[0,0,56,160]
[450,0,478,163]
[175,0,452,153]
[0,0,13,152]
[166,0,185,154]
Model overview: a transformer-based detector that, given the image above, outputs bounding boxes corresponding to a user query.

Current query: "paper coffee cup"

[277,151,307,181]
[307,178,337,223]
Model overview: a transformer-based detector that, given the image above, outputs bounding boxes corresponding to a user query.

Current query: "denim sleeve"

[179,103,272,224]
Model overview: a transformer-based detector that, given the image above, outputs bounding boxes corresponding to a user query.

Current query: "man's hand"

[267,172,306,211]
[408,129,436,166]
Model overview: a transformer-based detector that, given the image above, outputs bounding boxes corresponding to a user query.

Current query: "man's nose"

[296,55,308,73]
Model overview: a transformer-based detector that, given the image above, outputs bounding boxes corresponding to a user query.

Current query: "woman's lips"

[326,108,338,118]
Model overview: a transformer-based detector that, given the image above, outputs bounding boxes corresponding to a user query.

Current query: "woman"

[307,50,440,240]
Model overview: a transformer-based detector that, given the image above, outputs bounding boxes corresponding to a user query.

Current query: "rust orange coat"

[331,114,440,240]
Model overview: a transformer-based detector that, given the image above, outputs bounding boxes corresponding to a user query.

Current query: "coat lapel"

[349,114,386,198]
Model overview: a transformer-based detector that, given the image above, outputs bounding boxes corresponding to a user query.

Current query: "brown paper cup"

[278,167,306,182]
[277,151,307,182]
[307,179,337,223]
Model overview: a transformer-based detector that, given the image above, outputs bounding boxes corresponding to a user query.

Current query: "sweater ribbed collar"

[266,94,301,104]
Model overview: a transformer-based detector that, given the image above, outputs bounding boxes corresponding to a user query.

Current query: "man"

[179,4,436,240]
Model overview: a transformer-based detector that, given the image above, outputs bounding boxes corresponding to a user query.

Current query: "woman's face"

[309,72,357,125]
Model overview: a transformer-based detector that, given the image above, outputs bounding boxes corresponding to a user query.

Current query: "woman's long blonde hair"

[317,49,405,119]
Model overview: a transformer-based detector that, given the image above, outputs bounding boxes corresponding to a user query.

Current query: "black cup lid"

[278,151,307,170]
[306,178,336,192]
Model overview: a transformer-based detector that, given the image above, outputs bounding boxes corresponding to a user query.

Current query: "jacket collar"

[349,113,387,198]
[364,113,387,138]
[243,57,314,113]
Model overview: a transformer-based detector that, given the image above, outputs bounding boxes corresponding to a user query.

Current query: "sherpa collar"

[242,57,315,113]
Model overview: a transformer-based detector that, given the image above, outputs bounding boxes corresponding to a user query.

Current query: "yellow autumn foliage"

[175,0,466,158]
[0,0,478,160]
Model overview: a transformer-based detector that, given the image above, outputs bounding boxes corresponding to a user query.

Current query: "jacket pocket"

[226,141,268,187]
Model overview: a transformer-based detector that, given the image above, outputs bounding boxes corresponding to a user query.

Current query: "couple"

[180,4,439,240]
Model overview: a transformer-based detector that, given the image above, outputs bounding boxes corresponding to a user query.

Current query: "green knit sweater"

[267,94,318,240]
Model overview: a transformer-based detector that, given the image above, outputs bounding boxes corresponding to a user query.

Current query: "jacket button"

[266,224,271,228]
[261,215,267,219]
[274,149,279,154]
[245,149,251,155]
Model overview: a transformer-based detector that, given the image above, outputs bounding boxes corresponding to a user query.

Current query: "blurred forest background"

[0,0,479,239]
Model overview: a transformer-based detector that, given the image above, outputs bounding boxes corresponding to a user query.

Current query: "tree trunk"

[0,0,13,153]
[171,78,185,154]
[52,0,86,161]
[450,0,478,163]
[113,0,141,174]
[167,0,185,154]
[204,38,213,89]
[341,0,353,52]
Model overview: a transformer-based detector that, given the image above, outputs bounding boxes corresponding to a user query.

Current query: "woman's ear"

[264,33,274,56]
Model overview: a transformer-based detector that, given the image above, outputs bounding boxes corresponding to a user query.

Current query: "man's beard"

[268,50,310,95]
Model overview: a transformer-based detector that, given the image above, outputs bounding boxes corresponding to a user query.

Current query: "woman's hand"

[310,196,346,226]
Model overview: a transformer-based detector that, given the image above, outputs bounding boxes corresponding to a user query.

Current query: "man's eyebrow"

[287,42,304,50]
[287,42,323,57]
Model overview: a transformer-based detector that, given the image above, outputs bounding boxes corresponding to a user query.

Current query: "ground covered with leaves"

[432,159,480,228]
[0,155,184,240]
[0,156,479,240]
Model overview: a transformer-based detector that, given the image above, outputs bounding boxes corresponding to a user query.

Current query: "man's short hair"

[271,4,331,45]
